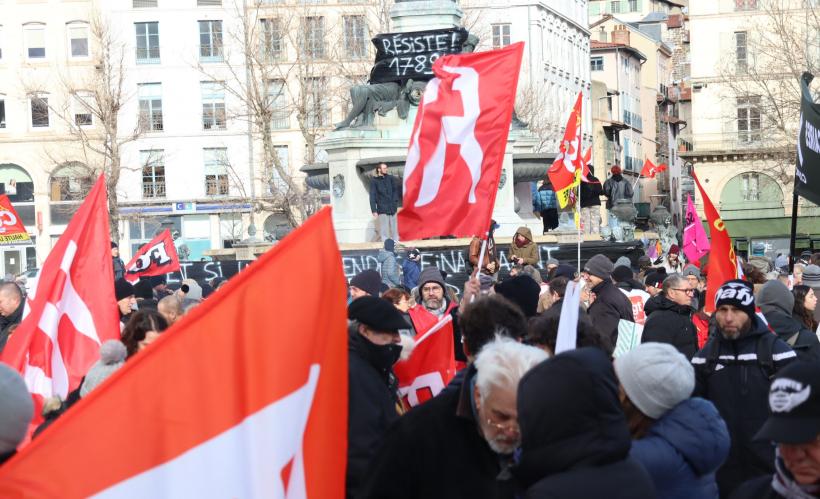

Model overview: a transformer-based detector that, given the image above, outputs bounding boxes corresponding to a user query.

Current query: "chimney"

[611,25,630,46]
[598,27,608,43]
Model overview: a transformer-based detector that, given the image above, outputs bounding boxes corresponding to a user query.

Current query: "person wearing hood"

[642,274,698,359]
[377,238,401,288]
[613,264,650,325]
[346,296,409,498]
[401,248,421,290]
[509,226,538,267]
[582,254,634,345]
[662,245,686,274]
[603,165,634,232]
[0,282,25,353]
[757,280,820,362]
[511,347,655,498]
[615,343,730,499]
[580,164,604,235]
[469,219,500,277]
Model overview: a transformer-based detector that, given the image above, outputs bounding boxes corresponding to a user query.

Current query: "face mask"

[363,338,402,370]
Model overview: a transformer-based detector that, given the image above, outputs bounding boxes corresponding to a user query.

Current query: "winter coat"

[532,184,557,212]
[728,476,782,499]
[358,365,515,499]
[347,329,402,498]
[377,249,401,288]
[580,175,603,208]
[509,227,538,266]
[401,259,421,290]
[112,256,125,280]
[691,317,797,497]
[760,307,820,362]
[469,235,499,275]
[512,348,656,499]
[369,174,399,215]
[603,174,634,210]
[0,299,24,353]
[587,279,634,345]
[662,258,685,274]
[642,294,698,359]
[631,397,730,499]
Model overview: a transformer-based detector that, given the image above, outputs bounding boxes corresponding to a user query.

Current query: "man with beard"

[692,280,797,497]
[408,266,465,362]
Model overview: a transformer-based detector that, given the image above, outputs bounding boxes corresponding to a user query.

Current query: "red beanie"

[611,166,622,175]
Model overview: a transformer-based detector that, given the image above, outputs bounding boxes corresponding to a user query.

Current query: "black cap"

[111,241,118,249]
[350,270,382,297]
[755,361,820,444]
[114,279,135,301]
[553,264,577,280]
[644,271,665,289]
[348,296,408,332]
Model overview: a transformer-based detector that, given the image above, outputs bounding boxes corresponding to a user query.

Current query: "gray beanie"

[682,264,701,278]
[757,279,795,317]
[418,266,446,290]
[80,340,127,398]
[0,363,34,454]
[546,258,559,267]
[613,342,695,419]
[583,254,614,280]
[615,256,632,269]
[803,264,820,288]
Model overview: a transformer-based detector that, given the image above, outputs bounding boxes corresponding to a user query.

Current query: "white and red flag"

[1,175,119,435]
[548,92,584,208]
[124,229,180,283]
[394,314,456,409]
[398,42,524,240]
[580,147,592,183]
[0,207,348,498]
[640,158,668,179]
[0,194,31,244]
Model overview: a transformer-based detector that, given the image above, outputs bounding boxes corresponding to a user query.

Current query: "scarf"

[514,236,529,248]
[771,449,820,499]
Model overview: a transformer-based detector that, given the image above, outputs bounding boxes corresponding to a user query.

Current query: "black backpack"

[700,332,778,379]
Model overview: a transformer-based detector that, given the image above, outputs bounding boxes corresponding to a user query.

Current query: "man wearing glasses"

[641,273,699,359]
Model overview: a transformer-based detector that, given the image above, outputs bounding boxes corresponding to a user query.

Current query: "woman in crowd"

[792,284,818,333]
[121,310,169,359]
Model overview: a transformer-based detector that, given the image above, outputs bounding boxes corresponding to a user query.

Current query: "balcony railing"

[690,132,767,151]
[142,182,166,199]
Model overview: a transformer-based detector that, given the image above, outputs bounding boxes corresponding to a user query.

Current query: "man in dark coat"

[757,279,820,362]
[347,296,408,499]
[511,347,656,498]
[111,242,125,280]
[0,282,24,353]
[692,280,797,498]
[582,254,634,345]
[369,162,400,242]
[642,273,698,359]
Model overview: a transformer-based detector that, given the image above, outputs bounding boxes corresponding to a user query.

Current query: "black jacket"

[580,176,603,208]
[359,365,515,499]
[728,475,782,499]
[642,294,698,359]
[112,256,125,280]
[759,306,820,363]
[369,174,399,215]
[0,299,24,353]
[691,317,797,497]
[347,330,402,498]
[587,279,634,345]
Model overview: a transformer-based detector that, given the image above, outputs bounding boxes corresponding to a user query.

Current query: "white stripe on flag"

[554,279,582,354]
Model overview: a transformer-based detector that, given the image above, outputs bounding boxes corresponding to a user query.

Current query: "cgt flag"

[399,43,524,240]
[0,208,348,498]
[548,92,584,208]
[640,158,667,179]
[394,314,456,409]
[124,229,180,283]
[0,195,31,245]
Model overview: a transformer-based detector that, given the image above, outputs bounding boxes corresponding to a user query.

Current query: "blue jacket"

[401,258,420,290]
[532,183,557,212]
[631,397,730,499]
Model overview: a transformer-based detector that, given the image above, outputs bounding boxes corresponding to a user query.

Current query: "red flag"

[124,229,180,283]
[0,195,31,244]
[394,315,456,408]
[1,175,119,434]
[547,92,584,208]
[0,208,348,498]
[580,147,592,182]
[399,43,524,240]
[693,171,737,313]
[640,158,668,179]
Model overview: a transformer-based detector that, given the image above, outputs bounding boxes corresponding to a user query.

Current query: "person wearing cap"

[800,250,813,266]
[642,274,698,359]
[603,165,634,235]
[0,363,34,465]
[377,238,401,288]
[346,295,410,498]
[644,269,667,298]
[613,265,650,326]
[349,269,382,300]
[682,264,703,310]
[0,282,24,354]
[615,343,730,499]
[662,245,685,274]
[408,266,465,362]
[582,254,634,345]
[401,247,421,290]
[115,278,137,327]
[692,279,798,497]
[111,241,125,281]
[731,362,820,499]
[469,220,500,277]
[758,280,820,363]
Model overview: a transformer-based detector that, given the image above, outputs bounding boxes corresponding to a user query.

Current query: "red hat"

[611,166,622,175]
[669,244,680,255]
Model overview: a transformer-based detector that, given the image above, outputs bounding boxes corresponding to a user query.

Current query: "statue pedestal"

[390,0,464,32]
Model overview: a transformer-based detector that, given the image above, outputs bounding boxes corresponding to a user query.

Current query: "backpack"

[700,332,778,379]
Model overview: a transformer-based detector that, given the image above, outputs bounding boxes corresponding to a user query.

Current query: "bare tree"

[514,81,565,152]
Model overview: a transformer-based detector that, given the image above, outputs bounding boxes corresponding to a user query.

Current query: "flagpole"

[577,178,582,272]
[472,236,488,303]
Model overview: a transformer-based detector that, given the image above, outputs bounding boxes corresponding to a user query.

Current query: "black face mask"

[361,336,402,371]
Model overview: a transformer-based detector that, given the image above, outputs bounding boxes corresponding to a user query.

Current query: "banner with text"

[797,71,820,206]
[369,28,470,84]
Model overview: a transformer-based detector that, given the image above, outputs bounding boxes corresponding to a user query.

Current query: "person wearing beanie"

[350,269,382,300]
[0,282,24,354]
[614,256,632,270]
[509,226,539,267]
[0,363,34,465]
[801,264,820,325]
[582,254,634,345]
[377,238,401,289]
[612,265,650,325]
[401,248,422,290]
[511,347,655,498]
[133,279,158,311]
[757,280,820,362]
[642,274,698,358]
[494,274,541,318]
[800,250,813,266]
[111,241,125,281]
[615,343,729,499]
[643,270,666,298]
[80,340,127,397]
[149,274,172,300]
[692,279,798,497]
[115,278,137,326]
[662,244,685,274]
[408,266,465,363]
[603,165,634,235]
[681,264,704,311]
[553,263,577,281]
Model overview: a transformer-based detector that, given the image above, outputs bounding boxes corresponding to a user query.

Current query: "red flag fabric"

[399,43,524,240]
[124,229,180,283]
[0,194,31,244]
[580,147,592,183]
[1,175,119,433]
[693,171,737,313]
[640,158,668,179]
[0,207,348,498]
[394,314,456,409]
[547,92,584,208]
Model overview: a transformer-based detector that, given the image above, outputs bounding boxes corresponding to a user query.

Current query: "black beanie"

[494,275,541,318]
[714,279,756,318]
[133,280,154,300]
[114,279,135,301]
[350,269,382,297]
[611,265,633,284]
[384,238,395,253]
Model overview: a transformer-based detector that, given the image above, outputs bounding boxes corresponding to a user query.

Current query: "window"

[268,79,289,129]
[302,17,325,59]
[492,24,511,49]
[138,83,163,131]
[30,96,49,128]
[737,96,761,143]
[133,0,158,7]
[735,0,757,10]
[141,150,165,199]
[0,97,5,128]
[610,1,621,14]
[67,22,89,58]
[741,173,760,201]
[627,0,638,11]
[135,22,160,63]
[24,24,46,59]
[344,16,367,59]
[260,18,283,61]
[271,145,289,193]
[204,148,229,196]
[201,81,226,130]
[199,20,223,61]
[73,92,93,126]
[305,77,327,128]
[51,164,92,201]
[591,56,604,71]
[735,31,747,73]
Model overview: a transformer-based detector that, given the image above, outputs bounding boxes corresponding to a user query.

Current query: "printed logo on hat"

[715,281,754,306]
[770,378,812,413]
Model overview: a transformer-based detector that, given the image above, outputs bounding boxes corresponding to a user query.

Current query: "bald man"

[157,295,183,326]
[0,282,24,353]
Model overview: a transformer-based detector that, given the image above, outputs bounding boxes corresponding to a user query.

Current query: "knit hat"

[644,271,665,289]
[114,278,135,301]
[494,275,541,317]
[714,279,756,318]
[350,269,382,297]
[133,279,154,301]
[802,264,820,288]
[149,275,167,287]
[615,256,632,269]
[553,264,577,280]
[614,342,695,419]
[583,254,614,280]
[801,250,813,260]
[384,238,395,253]
[348,296,408,332]
[0,364,34,455]
[611,166,622,175]
[181,279,203,302]
[80,340,127,398]
[110,241,118,249]
[757,279,795,316]
[668,244,680,256]
[638,255,652,268]
[418,266,446,290]
[682,264,701,278]
[612,265,633,284]
[546,258,559,268]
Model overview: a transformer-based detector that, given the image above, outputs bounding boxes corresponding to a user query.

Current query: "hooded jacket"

[509,227,538,266]
[631,397,730,499]
[377,249,401,288]
[757,280,820,362]
[642,294,698,359]
[603,174,634,210]
[580,174,603,208]
[587,279,635,346]
[512,348,655,499]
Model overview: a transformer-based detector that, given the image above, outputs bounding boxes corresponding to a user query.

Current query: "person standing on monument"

[370,163,400,242]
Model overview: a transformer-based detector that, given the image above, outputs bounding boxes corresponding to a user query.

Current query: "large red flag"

[1,175,119,432]
[0,208,348,498]
[548,92,584,208]
[0,194,31,244]
[124,229,180,283]
[394,315,456,409]
[399,43,524,240]
[640,158,668,179]
[693,171,737,313]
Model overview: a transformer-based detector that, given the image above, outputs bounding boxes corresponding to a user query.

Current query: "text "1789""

[388,53,441,76]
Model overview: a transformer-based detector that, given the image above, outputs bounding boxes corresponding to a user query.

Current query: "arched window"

[0,164,34,203]
[50,162,94,201]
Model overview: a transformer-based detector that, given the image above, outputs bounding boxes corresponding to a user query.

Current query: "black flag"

[796,72,820,205]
